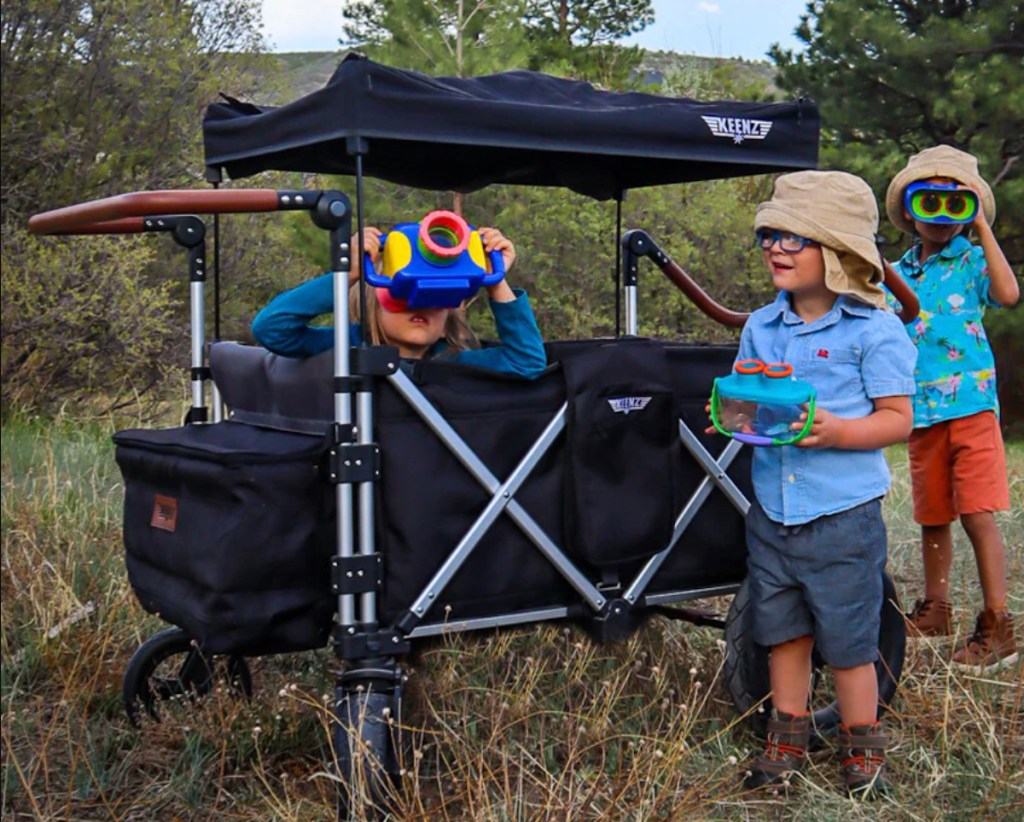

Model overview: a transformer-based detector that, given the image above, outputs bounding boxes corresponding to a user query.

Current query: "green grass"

[2,416,1021,820]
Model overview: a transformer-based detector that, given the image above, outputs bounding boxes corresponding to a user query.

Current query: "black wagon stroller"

[29,54,913,817]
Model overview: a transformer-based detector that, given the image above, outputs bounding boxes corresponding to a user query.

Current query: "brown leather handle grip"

[654,248,920,327]
[28,189,281,235]
[45,218,147,235]
[623,229,751,329]
[658,258,750,329]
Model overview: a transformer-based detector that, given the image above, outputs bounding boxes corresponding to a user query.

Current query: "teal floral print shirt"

[890,234,1000,428]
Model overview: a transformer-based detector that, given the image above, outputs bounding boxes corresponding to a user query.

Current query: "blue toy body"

[362,211,505,308]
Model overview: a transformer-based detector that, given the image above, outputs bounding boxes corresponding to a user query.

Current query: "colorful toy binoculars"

[710,359,816,446]
[904,181,979,225]
[363,210,505,309]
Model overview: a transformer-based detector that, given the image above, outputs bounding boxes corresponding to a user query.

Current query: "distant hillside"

[259,50,780,106]
[271,51,349,100]
[638,49,779,95]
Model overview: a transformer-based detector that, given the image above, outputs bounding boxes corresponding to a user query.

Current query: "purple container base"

[732,432,776,447]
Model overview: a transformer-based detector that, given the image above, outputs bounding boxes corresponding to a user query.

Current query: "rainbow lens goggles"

[710,359,816,446]
[904,181,978,225]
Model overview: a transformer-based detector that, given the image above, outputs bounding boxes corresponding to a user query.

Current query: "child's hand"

[704,401,716,435]
[956,184,989,231]
[349,226,383,284]
[794,406,846,449]
[480,227,517,303]
[480,227,516,273]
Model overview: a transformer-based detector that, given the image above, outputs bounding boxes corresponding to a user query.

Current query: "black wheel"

[723,572,905,743]
[122,627,253,726]
[334,667,407,820]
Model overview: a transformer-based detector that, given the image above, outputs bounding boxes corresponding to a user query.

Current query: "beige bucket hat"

[755,170,886,307]
[885,145,996,235]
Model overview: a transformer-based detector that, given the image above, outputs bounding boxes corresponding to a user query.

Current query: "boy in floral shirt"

[886,145,1020,671]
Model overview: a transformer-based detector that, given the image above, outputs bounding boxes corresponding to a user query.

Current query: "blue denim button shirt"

[737,292,917,525]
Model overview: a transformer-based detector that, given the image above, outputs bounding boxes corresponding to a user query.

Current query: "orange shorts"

[908,411,1010,526]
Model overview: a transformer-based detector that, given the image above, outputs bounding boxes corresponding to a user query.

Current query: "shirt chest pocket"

[799,345,863,398]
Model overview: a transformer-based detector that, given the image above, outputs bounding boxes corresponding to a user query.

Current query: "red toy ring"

[734,359,765,375]
[418,210,470,261]
[764,362,794,379]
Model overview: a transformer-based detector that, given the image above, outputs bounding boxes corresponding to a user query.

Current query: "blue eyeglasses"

[754,230,818,253]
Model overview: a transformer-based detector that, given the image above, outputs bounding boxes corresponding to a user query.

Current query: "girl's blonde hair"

[348,282,480,355]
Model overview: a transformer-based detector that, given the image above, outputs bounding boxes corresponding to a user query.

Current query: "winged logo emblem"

[701,115,773,145]
[608,397,652,415]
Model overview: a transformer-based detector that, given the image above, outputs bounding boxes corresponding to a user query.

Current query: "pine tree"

[770,0,1022,259]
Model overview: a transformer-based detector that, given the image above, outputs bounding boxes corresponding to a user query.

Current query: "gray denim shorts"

[746,498,887,669]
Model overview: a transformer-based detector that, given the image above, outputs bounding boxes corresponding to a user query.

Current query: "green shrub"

[1,229,179,414]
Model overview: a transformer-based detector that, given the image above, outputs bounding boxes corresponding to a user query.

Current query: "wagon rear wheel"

[123,626,252,726]
[723,572,905,743]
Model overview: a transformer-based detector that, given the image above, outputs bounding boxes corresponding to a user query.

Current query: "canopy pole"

[614,192,623,337]
[206,166,223,422]
[210,185,221,342]
[350,143,368,342]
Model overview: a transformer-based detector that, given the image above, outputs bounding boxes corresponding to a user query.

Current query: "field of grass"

[2,414,1021,820]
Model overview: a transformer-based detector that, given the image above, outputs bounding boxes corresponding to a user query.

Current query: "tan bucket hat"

[885,145,996,235]
[755,170,886,308]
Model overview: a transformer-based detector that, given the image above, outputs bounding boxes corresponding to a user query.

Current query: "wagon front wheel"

[122,626,252,726]
[723,572,905,743]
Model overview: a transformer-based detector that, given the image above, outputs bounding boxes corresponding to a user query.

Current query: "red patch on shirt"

[816,349,829,359]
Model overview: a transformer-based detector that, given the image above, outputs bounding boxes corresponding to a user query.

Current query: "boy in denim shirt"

[734,172,916,797]
[886,146,1019,670]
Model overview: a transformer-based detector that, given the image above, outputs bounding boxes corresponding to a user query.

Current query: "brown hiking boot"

[838,722,889,799]
[952,610,1019,672]
[905,598,953,637]
[743,710,810,790]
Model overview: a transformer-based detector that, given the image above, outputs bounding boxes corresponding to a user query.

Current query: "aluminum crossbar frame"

[387,370,607,632]
[624,423,750,607]
[373,370,752,640]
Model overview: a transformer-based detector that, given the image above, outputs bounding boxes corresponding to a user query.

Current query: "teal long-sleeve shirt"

[251,272,547,379]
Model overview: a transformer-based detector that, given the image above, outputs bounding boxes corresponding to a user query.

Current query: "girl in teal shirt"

[252,226,547,379]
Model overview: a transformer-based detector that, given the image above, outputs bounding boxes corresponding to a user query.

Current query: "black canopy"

[203,53,818,200]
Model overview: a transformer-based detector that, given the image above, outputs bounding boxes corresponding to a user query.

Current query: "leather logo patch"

[151,494,178,532]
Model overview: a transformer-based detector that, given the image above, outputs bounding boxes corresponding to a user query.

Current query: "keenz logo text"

[701,115,773,144]
[608,397,652,415]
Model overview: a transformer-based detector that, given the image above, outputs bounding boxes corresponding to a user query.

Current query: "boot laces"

[843,750,884,775]
[765,731,805,762]
[964,615,990,650]
[911,598,932,618]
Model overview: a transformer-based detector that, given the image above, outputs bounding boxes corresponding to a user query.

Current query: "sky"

[259,0,809,62]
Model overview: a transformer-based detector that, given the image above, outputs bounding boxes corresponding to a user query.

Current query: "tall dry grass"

[2,415,1021,821]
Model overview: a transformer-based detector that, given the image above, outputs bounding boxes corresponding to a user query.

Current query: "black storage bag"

[650,344,753,591]
[113,420,334,655]
[210,343,576,626]
[559,339,679,567]
[374,361,576,624]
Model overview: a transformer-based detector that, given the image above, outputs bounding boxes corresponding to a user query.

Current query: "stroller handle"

[28,189,292,235]
[624,230,920,329]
